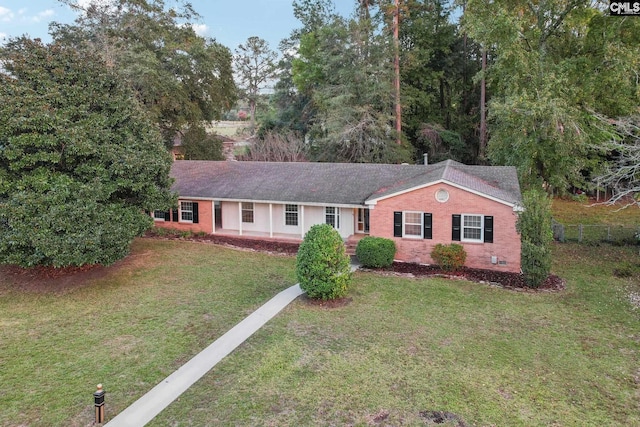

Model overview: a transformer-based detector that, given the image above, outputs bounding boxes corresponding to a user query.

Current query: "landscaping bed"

[381,261,565,291]
[147,229,564,291]
[145,229,300,255]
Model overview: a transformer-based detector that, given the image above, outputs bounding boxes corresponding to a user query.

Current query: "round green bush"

[355,236,396,268]
[296,224,352,300]
[430,243,467,271]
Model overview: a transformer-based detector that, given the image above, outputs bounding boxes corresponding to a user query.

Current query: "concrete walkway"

[104,284,304,427]
[105,262,359,426]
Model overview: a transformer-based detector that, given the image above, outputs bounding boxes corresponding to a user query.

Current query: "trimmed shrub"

[356,236,396,268]
[520,241,552,286]
[517,189,553,288]
[296,224,352,300]
[431,243,467,271]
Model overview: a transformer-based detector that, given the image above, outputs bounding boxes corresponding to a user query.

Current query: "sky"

[0,0,355,50]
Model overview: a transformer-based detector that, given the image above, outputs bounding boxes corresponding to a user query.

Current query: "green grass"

[207,120,249,138]
[0,239,296,427]
[552,198,640,226]
[148,243,639,426]
[2,207,640,426]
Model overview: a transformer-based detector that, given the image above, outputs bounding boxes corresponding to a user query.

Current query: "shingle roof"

[169,160,522,207]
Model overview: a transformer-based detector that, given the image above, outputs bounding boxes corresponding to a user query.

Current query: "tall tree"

[464,0,640,191]
[292,5,411,163]
[234,37,278,129]
[393,0,402,145]
[399,0,480,163]
[262,0,337,136]
[0,38,174,267]
[50,0,237,147]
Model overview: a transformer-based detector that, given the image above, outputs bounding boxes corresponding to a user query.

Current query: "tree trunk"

[479,48,487,161]
[394,0,402,145]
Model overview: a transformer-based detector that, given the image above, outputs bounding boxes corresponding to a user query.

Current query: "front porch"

[212,228,366,256]
[213,228,303,243]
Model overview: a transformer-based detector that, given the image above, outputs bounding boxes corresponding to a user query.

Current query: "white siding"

[219,201,354,239]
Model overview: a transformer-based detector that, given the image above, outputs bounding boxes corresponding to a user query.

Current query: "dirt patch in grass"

[301,295,353,308]
[0,250,152,293]
[420,410,468,426]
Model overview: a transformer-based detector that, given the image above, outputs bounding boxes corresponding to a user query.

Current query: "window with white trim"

[242,202,254,223]
[462,214,483,242]
[180,201,193,222]
[325,207,340,229]
[285,204,298,226]
[403,211,423,238]
[153,210,166,221]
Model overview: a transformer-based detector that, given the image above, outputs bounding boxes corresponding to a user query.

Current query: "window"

[180,201,193,222]
[242,202,254,223]
[462,214,483,242]
[325,207,340,229]
[285,204,298,226]
[394,211,432,239]
[452,214,492,243]
[153,210,167,221]
[403,211,423,238]
[435,189,449,203]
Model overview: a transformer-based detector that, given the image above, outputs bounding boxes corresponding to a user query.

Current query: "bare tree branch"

[241,131,307,162]
[593,115,640,208]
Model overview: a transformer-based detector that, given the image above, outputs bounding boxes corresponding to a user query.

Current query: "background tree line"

[1,0,638,268]
[252,0,639,198]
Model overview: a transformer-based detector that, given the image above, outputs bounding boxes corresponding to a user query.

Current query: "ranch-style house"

[152,159,523,273]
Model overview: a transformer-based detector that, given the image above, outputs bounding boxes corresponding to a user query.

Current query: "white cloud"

[0,6,15,22]
[31,9,55,23]
[77,0,115,9]
[192,23,208,36]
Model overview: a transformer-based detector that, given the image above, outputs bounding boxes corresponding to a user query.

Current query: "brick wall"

[370,183,521,273]
[152,200,214,234]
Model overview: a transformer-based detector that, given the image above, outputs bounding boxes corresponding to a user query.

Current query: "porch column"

[238,202,243,236]
[300,205,305,239]
[269,203,273,238]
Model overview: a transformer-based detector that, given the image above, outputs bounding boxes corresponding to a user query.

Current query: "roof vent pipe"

[423,153,428,165]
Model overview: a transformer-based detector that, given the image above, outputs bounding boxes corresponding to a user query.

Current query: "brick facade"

[369,183,521,273]
[153,200,214,235]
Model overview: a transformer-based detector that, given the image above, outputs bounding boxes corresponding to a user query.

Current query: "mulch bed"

[365,262,565,292]
[146,232,564,292]
[6,233,560,293]
[146,231,300,255]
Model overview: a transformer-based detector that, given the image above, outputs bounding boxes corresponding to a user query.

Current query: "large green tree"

[398,0,481,164]
[292,3,411,163]
[464,0,640,191]
[0,38,174,267]
[51,0,237,147]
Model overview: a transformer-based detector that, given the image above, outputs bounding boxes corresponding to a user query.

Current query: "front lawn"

[1,235,639,426]
[152,243,639,426]
[0,239,296,427]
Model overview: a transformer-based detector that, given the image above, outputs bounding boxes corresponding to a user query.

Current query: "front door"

[357,208,370,233]
[214,201,222,229]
